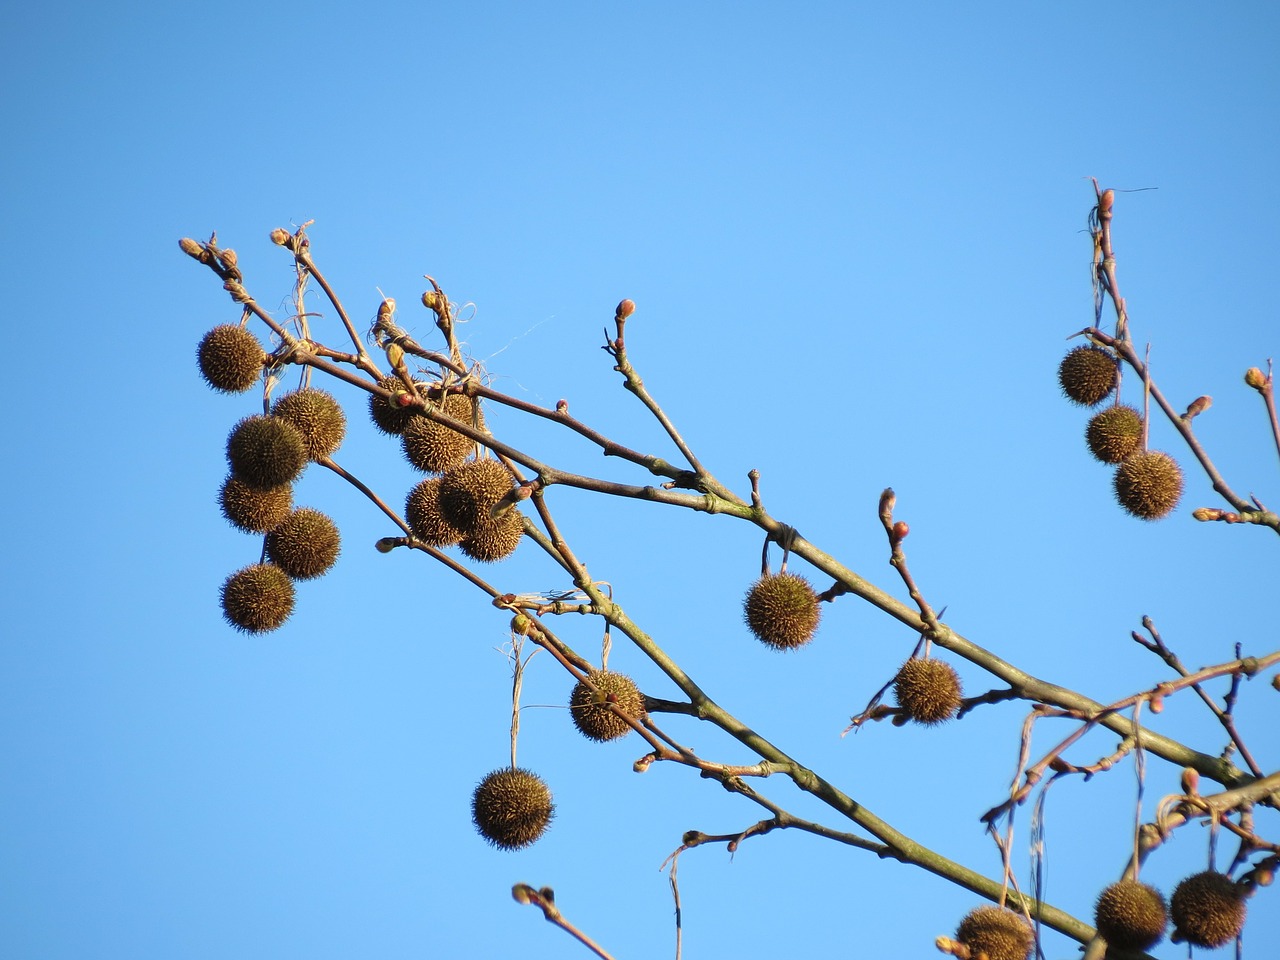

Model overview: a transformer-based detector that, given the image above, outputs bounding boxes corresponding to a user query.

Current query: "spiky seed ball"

[272,388,346,460]
[955,906,1035,960]
[471,768,554,850]
[893,658,962,725]
[401,394,485,473]
[569,672,645,742]
[743,573,821,650]
[369,375,430,435]
[1114,450,1183,520]
[1170,871,1246,948]
[220,563,295,634]
[219,475,292,533]
[1086,405,1144,464]
[265,508,340,579]
[1059,346,1119,406]
[1094,880,1168,951]
[405,477,464,547]
[198,324,265,393]
[439,459,514,533]
[459,508,524,563]
[226,415,308,489]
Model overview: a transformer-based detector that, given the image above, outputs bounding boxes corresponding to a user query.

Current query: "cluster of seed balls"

[742,572,963,723]
[1059,345,1184,520]
[199,325,345,634]
[368,374,524,563]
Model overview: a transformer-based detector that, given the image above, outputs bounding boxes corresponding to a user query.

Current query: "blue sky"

[2,3,1278,958]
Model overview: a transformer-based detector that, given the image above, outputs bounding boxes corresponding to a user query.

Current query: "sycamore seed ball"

[401,393,485,473]
[405,477,464,547]
[1114,450,1183,520]
[265,508,341,579]
[226,415,308,489]
[893,658,962,725]
[1170,871,1246,948]
[272,388,346,460]
[439,459,515,533]
[1094,880,1168,951]
[743,572,821,650]
[369,375,428,435]
[1059,346,1118,407]
[460,508,524,563]
[1086,405,1143,464]
[471,768,554,850]
[955,906,1034,960]
[198,324,265,393]
[219,475,292,533]
[569,672,645,742]
[220,563,295,634]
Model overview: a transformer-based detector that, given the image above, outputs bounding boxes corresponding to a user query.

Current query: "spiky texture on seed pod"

[220,563,295,634]
[569,672,645,742]
[219,475,292,533]
[743,573,821,650]
[272,388,346,460]
[265,508,340,579]
[198,324,265,393]
[471,768,554,850]
[1059,345,1119,406]
[401,394,485,473]
[1114,450,1183,520]
[369,375,429,435]
[955,906,1035,960]
[1170,871,1246,948]
[405,477,464,547]
[893,657,962,725]
[1086,404,1143,464]
[226,415,308,489]
[439,459,514,533]
[1094,880,1168,951]
[460,508,524,563]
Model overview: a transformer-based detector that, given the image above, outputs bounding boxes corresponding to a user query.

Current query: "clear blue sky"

[2,3,1277,958]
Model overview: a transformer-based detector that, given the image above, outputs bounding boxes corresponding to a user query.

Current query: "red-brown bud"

[269,227,291,247]
[179,237,210,262]
[1181,766,1200,796]
[1182,395,1212,420]
[1098,188,1115,219]
[892,521,910,542]
[615,298,636,320]
[556,399,568,413]
[1245,367,1268,390]
[1192,507,1221,521]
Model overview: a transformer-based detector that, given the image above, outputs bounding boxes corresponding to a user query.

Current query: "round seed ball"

[439,459,514,533]
[893,658,962,725]
[272,388,346,460]
[405,477,464,547]
[743,572,821,650]
[226,415,308,489]
[471,768,554,850]
[1086,405,1143,464]
[955,906,1034,960]
[1114,450,1183,520]
[198,324,264,393]
[569,672,645,742]
[459,508,524,562]
[369,375,429,435]
[1059,346,1119,406]
[1095,880,1168,951]
[220,563,295,634]
[401,393,485,473]
[1170,871,1246,948]
[265,508,340,579]
[219,475,292,533]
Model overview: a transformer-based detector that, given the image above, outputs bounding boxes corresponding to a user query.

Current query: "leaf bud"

[179,237,210,262]
[386,342,405,368]
[1181,766,1200,796]
[421,290,441,311]
[375,537,398,554]
[892,520,910,542]
[1192,508,1221,521]
[1244,367,1267,390]
[1182,395,1212,420]
[615,298,636,320]
[270,227,292,246]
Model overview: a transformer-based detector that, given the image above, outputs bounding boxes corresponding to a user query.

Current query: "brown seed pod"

[1170,871,1246,948]
[369,375,429,435]
[1059,345,1118,406]
[1085,404,1143,464]
[743,573,821,650]
[1114,450,1183,520]
[405,477,464,547]
[471,768,554,850]
[272,388,346,460]
[198,324,265,393]
[220,563,295,634]
[893,657,962,725]
[219,475,292,533]
[265,508,341,579]
[401,393,485,473]
[439,459,515,533]
[955,905,1034,960]
[1094,880,1168,951]
[459,508,523,562]
[226,415,308,489]
[569,672,645,742]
